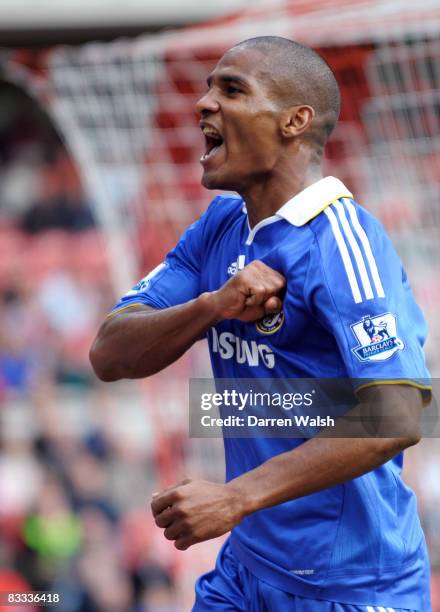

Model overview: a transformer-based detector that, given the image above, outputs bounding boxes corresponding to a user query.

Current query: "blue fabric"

[113,193,431,610]
[193,539,419,611]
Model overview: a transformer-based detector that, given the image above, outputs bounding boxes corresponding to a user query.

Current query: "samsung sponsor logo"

[211,328,275,369]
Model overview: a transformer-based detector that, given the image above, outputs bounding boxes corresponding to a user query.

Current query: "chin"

[201,169,238,192]
[201,171,224,190]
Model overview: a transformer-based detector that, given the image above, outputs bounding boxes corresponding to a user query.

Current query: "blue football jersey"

[112,177,431,610]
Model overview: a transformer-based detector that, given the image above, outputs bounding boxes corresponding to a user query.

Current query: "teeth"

[202,126,222,139]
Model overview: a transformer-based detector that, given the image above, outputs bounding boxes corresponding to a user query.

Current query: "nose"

[196,89,220,115]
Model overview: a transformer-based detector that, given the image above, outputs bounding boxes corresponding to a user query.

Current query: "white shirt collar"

[276,176,353,227]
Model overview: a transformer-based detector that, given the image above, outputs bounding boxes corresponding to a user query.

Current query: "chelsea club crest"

[256,311,285,335]
[350,312,404,362]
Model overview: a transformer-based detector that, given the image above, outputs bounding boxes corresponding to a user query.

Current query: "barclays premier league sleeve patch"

[350,312,404,362]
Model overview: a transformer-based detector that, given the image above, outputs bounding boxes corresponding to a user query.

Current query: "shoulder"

[203,194,245,228]
[307,197,396,303]
[197,194,246,251]
[309,197,386,244]
[178,194,243,245]
[309,197,393,266]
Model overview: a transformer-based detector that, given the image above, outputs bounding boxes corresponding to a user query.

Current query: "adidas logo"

[227,262,238,276]
[227,255,245,276]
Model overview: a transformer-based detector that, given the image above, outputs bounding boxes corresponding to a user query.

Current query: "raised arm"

[89,298,217,382]
[89,260,285,381]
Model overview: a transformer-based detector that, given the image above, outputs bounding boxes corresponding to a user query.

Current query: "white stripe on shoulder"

[324,206,362,304]
[386,608,396,612]
[366,607,375,612]
[377,607,387,612]
[343,199,385,298]
[333,201,374,300]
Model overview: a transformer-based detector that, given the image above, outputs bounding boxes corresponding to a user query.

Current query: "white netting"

[48,42,188,294]
[361,39,440,370]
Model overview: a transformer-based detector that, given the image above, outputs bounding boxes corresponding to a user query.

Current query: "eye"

[225,85,241,96]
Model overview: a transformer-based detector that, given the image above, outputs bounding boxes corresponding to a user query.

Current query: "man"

[90,37,432,611]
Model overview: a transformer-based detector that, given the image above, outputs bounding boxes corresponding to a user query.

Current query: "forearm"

[227,434,407,517]
[150,418,418,551]
[227,387,422,517]
[90,293,217,381]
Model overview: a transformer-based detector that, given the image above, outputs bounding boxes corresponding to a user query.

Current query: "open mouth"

[200,126,224,163]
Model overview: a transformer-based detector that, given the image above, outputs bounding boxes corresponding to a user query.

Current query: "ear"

[280,105,315,138]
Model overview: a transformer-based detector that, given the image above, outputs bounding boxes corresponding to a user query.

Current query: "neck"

[239,153,323,229]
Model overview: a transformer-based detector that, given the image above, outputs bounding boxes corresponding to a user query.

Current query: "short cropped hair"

[232,36,341,148]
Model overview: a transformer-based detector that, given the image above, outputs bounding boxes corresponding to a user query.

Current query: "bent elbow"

[397,433,422,451]
[378,433,421,459]
[89,340,122,382]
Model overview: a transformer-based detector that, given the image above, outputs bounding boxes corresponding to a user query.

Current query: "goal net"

[361,39,440,369]
[47,39,212,296]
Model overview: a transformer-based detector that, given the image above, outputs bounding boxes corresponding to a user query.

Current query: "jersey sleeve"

[110,197,219,314]
[305,199,431,398]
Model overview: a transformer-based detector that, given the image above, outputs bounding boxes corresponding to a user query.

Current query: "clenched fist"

[151,479,245,550]
[206,260,286,323]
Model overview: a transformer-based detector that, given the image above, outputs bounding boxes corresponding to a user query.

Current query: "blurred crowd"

[0,79,93,234]
[0,81,201,611]
[0,80,439,612]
